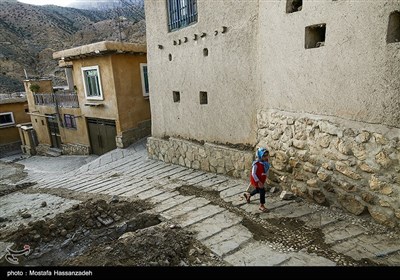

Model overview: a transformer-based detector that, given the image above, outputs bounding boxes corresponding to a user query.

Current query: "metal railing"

[33,92,79,108]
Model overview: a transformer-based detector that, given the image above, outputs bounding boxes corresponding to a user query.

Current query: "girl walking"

[244,147,270,212]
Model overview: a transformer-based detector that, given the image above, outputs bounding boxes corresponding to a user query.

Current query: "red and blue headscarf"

[253,147,270,173]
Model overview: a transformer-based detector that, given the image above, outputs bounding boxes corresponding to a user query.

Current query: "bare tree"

[106,0,145,42]
[118,0,145,21]
[95,0,145,42]
[105,0,145,22]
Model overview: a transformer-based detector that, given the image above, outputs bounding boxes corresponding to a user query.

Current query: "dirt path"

[0,184,226,267]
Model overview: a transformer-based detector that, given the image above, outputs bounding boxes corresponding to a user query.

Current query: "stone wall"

[147,137,253,179]
[257,109,400,228]
[116,119,151,148]
[36,144,51,156]
[20,143,36,156]
[62,143,90,155]
[0,141,21,156]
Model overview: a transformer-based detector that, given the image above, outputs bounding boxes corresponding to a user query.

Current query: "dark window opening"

[305,24,326,49]
[169,54,172,61]
[173,91,180,103]
[0,113,14,126]
[200,91,207,105]
[286,0,302,13]
[167,0,198,32]
[41,120,44,125]
[387,11,400,43]
[203,48,208,57]
[141,64,149,97]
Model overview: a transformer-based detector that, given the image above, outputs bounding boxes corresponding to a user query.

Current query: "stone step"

[45,148,62,157]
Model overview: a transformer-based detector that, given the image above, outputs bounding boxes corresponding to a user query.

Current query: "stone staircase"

[16,138,400,266]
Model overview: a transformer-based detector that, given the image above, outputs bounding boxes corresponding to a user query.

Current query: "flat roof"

[0,97,27,105]
[53,41,147,61]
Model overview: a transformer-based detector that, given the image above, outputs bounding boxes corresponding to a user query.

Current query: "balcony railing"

[33,92,79,108]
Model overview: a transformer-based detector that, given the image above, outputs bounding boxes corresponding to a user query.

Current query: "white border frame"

[140,63,149,98]
[81,65,104,100]
[0,112,15,127]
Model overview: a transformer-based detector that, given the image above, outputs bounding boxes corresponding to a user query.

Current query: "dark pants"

[250,187,265,204]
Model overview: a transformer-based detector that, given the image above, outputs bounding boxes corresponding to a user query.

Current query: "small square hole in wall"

[203,48,208,57]
[35,118,37,123]
[305,24,326,49]
[286,0,302,13]
[200,91,208,105]
[387,11,400,43]
[41,120,44,125]
[173,91,180,103]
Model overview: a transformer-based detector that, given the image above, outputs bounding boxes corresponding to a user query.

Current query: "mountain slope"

[0,0,145,93]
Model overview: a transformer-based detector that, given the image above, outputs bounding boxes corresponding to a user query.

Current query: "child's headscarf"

[253,147,270,173]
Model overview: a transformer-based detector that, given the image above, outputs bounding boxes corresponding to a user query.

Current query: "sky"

[18,0,73,7]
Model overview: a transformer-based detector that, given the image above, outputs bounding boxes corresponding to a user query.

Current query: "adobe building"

[144,0,400,227]
[24,41,151,156]
[0,92,30,156]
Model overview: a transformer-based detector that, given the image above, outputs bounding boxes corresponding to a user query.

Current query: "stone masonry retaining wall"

[37,143,90,156]
[147,137,253,180]
[0,141,21,156]
[257,109,400,228]
[147,110,399,228]
[116,119,151,148]
[62,143,90,155]
[36,144,51,156]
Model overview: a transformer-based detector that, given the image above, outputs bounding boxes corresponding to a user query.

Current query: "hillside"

[0,0,145,93]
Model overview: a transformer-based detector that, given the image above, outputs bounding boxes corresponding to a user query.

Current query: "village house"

[23,41,151,156]
[144,0,400,227]
[0,92,31,157]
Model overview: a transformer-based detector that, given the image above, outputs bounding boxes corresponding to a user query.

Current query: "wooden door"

[87,118,117,155]
[47,114,61,149]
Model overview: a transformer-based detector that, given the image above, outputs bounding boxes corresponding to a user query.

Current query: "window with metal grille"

[81,65,103,100]
[167,0,198,32]
[64,114,77,129]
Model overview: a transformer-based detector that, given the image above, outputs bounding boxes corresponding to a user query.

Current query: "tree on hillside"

[118,0,145,21]
[103,0,145,42]
[100,0,144,22]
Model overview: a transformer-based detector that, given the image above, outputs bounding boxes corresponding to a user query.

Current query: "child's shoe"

[243,193,250,203]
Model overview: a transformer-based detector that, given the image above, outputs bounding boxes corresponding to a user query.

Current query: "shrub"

[29,83,40,93]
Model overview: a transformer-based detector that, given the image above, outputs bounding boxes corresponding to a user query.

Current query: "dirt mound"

[65,223,224,266]
[0,197,225,266]
[0,162,29,197]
